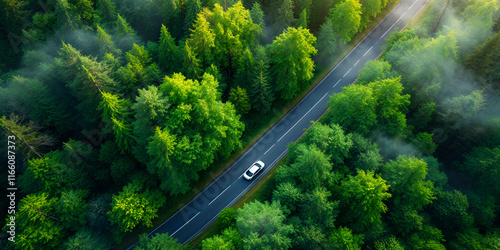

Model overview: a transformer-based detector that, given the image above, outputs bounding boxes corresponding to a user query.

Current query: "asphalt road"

[127,0,430,247]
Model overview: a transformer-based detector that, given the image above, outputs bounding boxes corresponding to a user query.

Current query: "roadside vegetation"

[0,0,408,249]
[193,0,500,249]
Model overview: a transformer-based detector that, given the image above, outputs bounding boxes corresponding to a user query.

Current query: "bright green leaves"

[98,91,134,153]
[382,156,435,210]
[328,84,378,135]
[10,192,64,250]
[138,73,244,195]
[107,180,166,241]
[329,0,362,44]
[269,27,317,100]
[339,170,391,232]
[328,77,409,136]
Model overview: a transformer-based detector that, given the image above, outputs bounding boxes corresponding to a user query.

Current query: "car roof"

[249,165,260,173]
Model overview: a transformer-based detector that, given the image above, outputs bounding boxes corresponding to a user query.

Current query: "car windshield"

[246,170,253,176]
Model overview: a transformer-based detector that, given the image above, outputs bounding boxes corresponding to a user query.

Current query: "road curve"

[127,0,429,247]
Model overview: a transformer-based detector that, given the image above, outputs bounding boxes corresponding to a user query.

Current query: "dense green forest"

[196,0,500,249]
[0,0,499,249]
[0,0,401,249]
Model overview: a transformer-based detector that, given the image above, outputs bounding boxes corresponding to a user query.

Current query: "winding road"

[127,0,430,247]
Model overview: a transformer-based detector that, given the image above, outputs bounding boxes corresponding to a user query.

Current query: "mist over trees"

[1,0,499,249]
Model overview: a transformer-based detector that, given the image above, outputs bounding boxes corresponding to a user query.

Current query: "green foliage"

[107,179,166,242]
[186,12,215,68]
[156,73,244,194]
[359,0,384,28]
[349,133,384,172]
[216,207,237,232]
[96,24,119,56]
[0,114,54,159]
[269,27,317,100]
[236,200,293,249]
[158,25,181,73]
[63,228,112,250]
[202,235,233,249]
[430,189,474,233]
[328,84,377,134]
[98,92,135,153]
[329,0,362,44]
[56,42,116,122]
[182,42,202,79]
[184,0,203,35]
[339,170,391,232]
[228,86,251,115]
[316,20,337,63]
[55,189,89,231]
[422,157,447,189]
[86,193,112,231]
[458,145,500,195]
[235,47,255,90]
[368,77,410,136]
[250,2,265,30]
[287,144,333,190]
[117,44,161,94]
[296,9,308,29]
[328,227,364,250]
[96,0,117,23]
[438,90,486,129]
[357,60,396,85]
[374,236,404,250]
[301,187,339,229]
[272,182,304,215]
[277,0,295,29]
[301,123,353,165]
[136,232,182,250]
[132,85,169,164]
[10,192,65,249]
[382,155,435,210]
[249,45,274,113]
[209,2,260,77]
[115,14,135,35]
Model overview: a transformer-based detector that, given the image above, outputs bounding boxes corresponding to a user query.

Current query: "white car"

[243,161,265,180]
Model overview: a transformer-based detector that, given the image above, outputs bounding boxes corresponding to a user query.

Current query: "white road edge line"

[277,93,328,142]
[208,185,231,206]
[264,144,275,155]
[171,212,200,236]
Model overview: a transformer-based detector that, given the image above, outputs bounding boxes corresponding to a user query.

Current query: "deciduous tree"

[269,27,317,99]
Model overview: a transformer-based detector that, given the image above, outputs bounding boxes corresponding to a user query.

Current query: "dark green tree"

[158,24,180,73]
[135,233,182,250]
[55,189,89,231]
[249,45,274,113]
[236,200,293,249]
[184,0,203,36]
[277,0,295,30]
[95,0,117,23]
[228,86,251,115]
